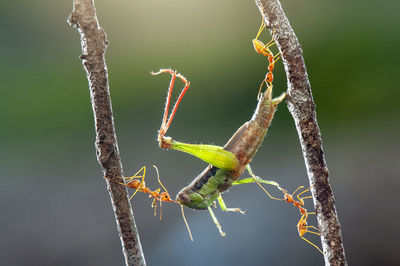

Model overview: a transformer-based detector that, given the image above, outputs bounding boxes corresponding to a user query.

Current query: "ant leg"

[301,196,313,200]
[296,187,311,205]
[262,29,279,53]
[107,166,145,184]
[302,213,320,233]
[207,206,226,237]
[304,226,320,234]
[274,52,281,62]
[128,166,147,200]
[255,17,266,41]
[122,165,145,180]
[291,186,305,197]
[296,187,310,197]
[104,166,146,200]
[301,236,323,254]
[263,39,275,50]
[217,194,246,215]
[151,189,161,217]
[159,200,163,220]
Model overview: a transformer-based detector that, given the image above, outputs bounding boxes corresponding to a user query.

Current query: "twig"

[254,1,347,265]
[67,1,146,265]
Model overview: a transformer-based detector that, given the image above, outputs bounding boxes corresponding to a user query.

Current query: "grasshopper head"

[176,189,209,210]
[176,191,191,205]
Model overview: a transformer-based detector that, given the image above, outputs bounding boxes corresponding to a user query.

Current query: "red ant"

[280,186,323,254]
[254,178,323,254]
[105,165,176,219]
[252,19,281,99]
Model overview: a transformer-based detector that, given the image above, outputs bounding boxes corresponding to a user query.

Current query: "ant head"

[161,192,178,203]
[159,192,174,202]
[284,193,292,202]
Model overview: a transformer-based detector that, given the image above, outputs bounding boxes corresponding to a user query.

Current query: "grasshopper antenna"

[181,205,194,241]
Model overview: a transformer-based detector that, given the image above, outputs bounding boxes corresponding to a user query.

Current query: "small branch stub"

[254,0,347,265]
[68,0,146,265]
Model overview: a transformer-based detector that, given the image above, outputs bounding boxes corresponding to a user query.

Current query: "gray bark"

[254,0,347,265]
[68,1,146,265]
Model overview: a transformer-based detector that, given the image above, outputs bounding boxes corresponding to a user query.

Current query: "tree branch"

[67,1,146,265]
[254,1,347,265]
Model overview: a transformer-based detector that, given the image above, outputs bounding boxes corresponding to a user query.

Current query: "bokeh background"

[1,0,399,265]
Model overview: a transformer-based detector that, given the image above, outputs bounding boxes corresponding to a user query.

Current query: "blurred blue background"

[1,0,399,265]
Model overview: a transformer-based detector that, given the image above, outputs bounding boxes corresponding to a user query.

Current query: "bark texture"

[254,1,347,265]
[68,1,146,265]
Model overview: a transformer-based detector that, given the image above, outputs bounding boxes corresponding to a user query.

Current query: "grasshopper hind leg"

[232,165,284,201]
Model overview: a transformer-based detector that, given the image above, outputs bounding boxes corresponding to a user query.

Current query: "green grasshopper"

[151,68,286,238]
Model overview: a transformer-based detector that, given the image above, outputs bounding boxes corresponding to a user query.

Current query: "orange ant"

[252,18,281,99]
[105,165,176,219]
[280,186,323,254]
[252,177,323,254]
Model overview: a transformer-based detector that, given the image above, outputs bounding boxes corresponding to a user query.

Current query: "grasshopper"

[152,68,285,237]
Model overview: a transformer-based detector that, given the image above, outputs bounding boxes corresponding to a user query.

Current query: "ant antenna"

[153,165,168,194]
[153,165,165,220]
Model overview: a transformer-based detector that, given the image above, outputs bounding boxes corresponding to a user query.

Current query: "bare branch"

[254,0,347,265]
[67,1,146,265]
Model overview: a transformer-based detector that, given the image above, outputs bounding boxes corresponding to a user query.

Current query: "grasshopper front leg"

[206,194,247,238]
[217,194,247,215]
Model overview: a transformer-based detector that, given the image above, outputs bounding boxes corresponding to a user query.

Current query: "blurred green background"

[1,0,399,265]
